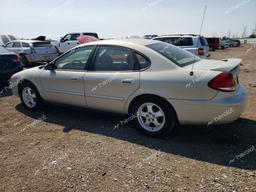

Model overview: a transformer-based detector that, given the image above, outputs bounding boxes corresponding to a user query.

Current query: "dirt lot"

[0,45,256,192]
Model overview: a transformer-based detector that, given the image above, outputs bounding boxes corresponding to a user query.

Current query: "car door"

[12,42,24,54]
[85,45,140,113]
[5,42,22,54]
[40,46,95,106]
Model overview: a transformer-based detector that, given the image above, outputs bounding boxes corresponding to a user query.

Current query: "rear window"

[82,33,99,38]
[146,42,201,67]
[32,42,52,47]
[22,42,30,47]
[157,37,193,46]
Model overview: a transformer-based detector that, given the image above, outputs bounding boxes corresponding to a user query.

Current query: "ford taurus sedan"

[10,39,247,137]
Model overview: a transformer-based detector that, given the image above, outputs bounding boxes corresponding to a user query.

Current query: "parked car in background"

[223,39,239,47]
[4,40,59,66]
[231,39,241,47]
[0,46,23,81]
[206,37,220,51]
[126,35,141,39]
[0,34,17,46]
[11,39,247,137]
[53,32,99,54]
[220,40,229,49]
[143,34,158,39]
[153,34,210,58]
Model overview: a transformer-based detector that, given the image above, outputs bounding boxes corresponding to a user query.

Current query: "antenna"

[190,5,207,76]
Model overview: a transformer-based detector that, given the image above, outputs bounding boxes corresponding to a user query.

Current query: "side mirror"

[45,62,55,70]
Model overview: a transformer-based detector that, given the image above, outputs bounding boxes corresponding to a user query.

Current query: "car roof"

[78,39,158,48]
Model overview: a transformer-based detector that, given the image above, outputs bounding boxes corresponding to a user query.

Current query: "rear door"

[84,45,140,113]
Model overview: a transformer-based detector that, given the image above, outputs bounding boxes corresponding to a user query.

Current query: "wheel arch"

[127,94,179,123]
[18,79,41,98]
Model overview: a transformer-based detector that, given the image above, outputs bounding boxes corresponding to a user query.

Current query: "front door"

[40,46,95,106]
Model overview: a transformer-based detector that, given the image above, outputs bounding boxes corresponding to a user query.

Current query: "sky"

[0,0,255,40]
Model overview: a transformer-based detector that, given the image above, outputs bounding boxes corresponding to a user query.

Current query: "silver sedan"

[10,39,247,137]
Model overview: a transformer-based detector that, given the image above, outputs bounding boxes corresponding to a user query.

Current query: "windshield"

[146,42,201,67]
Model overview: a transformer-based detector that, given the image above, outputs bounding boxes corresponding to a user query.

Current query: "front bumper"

[168,84,248,125]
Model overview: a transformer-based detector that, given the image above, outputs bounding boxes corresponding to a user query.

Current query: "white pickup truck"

[53,32,98,54]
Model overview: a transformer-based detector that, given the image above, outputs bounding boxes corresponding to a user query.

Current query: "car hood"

[184,58,241,72]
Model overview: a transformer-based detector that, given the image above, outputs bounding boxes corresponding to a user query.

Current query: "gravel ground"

[0,45,256,192]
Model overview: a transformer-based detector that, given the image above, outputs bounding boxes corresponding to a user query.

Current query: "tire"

[19,82,43,111]
[130,97,177,137]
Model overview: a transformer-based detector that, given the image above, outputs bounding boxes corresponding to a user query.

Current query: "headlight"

[9,76,23,89]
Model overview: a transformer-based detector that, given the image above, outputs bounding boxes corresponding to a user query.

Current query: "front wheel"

[19,82,43,111]
[131,97,177,137]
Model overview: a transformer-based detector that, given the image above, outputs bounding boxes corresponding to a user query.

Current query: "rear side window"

[70,33,80,41]
[94,46,134,71]
[22,42,30,47]
[13,42,21,47]
[135,53,150,70]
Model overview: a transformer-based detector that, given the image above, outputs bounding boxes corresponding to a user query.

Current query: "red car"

[206,37,220,51]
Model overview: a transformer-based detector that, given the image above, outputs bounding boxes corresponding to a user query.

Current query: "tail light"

[197,48,204,56]
[12,55,22,62]
[208,72,236,92]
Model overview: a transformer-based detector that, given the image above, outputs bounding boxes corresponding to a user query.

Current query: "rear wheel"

[19,82,43,111]
[131,97,177,137]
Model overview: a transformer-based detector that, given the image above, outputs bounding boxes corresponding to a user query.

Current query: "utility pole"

[242,26,247,38]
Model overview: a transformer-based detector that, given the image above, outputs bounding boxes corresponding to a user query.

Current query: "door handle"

[122,79,135,84]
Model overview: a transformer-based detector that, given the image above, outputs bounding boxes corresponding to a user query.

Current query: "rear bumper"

[168,84,248,125]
